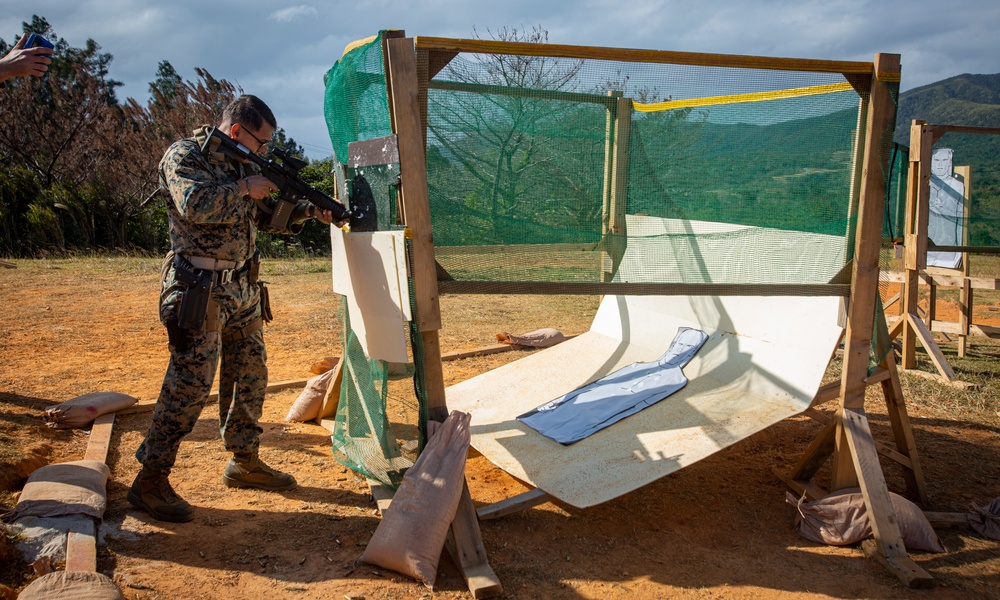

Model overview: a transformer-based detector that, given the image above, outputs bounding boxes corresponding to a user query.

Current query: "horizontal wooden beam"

[926,244,1000,255]
[414,37,874,75]
[477,488,553,521]
[881,270,1000,290]
[438,281,850,297]
[923,511,970,529]
[930,124,1000,142]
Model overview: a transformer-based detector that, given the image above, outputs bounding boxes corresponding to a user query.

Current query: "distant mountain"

[895,73,1000,143]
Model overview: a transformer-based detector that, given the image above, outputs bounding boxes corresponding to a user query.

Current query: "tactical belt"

[221,317,263,344]
[181,254,250,285]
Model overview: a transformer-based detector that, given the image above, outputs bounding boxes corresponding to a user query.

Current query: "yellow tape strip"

[633,81,855,113]
[343,35,378,58]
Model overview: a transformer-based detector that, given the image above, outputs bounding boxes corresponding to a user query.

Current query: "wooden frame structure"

[891,120,1000,384]
[370,34,932,589]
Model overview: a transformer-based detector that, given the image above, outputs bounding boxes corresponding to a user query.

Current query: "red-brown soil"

[1,258,999,599]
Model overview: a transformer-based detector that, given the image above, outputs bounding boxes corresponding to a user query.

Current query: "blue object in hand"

[25,33,54,51]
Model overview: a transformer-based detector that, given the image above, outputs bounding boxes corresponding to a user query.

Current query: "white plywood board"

[446,294,844,508]
[330,227,411,363]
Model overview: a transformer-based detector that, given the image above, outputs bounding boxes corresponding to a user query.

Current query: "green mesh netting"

[329,278,428,488]
[324,32,426,488]
[323,32,393,165]
[426,57,866,288]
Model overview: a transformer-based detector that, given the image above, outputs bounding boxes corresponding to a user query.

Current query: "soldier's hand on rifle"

[306,205,338,226]
[238,175,278,200]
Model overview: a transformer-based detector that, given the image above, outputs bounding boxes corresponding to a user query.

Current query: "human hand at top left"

[0,35,54,82]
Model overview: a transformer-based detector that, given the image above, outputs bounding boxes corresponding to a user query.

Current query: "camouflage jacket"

[158,125,304,262]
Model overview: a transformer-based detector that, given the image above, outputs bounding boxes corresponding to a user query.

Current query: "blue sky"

[5,1,999,158]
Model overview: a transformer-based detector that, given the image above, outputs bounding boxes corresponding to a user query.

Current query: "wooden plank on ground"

[924,512,970,529]
[860,539,934,588]
[84,412,116,463]
[477,488,552,521]
[442,335,578,362]
[367,478,396,515]
[444,481,504,599]
[119,377,314,415]
[65,525,97,572]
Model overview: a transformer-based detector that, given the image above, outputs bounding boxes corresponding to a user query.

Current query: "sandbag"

[285,368,336,422]
[16,460,110,520]
[968,497,1000,540]
[18,571,124,599]
[495,327,565,348]
[43,392,137,429]
[360,411,471,588]
[310,356,339,375]
[787,488,946,553]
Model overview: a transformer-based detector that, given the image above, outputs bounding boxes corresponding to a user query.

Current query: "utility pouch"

[176,266,214,331]
[269,198,297,229]
[248,249,261,284]
[258,281,273,323]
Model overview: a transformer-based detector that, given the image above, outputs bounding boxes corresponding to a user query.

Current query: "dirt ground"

[2,257,1000,599]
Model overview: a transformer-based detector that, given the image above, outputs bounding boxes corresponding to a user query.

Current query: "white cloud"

[269,5,318,23]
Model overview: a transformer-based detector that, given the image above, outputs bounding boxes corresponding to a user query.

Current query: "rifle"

[203,127,378,232]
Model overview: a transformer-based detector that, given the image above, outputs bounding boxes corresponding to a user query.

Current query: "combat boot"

[222,452,297,491]
[127,467,194,523]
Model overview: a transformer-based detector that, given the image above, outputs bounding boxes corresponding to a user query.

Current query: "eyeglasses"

[237,125,271,153]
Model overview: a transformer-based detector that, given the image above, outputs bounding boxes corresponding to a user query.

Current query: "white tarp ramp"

[447,215,848,508]
[447,294,844,508]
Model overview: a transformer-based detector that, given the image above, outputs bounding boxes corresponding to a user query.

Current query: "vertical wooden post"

[600,91,622,283]
[955,165,972,357]
[833,54,931,586]
[385,36,503,599]
[834,50,898,528]
[386,36,445,418]
[602,96,631,282]
[925,278,937,330]
[901,120,932,369]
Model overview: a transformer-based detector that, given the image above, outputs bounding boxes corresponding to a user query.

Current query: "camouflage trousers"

[136,261,268,472]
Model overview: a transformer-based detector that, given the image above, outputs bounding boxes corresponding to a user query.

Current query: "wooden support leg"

[901,270,920,369]
[445,481,504,598]
[784,416,837,491]
[905,312,958,382]
[879,353,928,504]
[842,408,934,588]
[831,414,860,491]
[477,488,552,521]
[958,279,971,357]
[925,280,936,330]
[367,478,503,598]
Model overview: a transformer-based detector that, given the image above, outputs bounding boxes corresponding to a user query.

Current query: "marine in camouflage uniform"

[129,95,336,523]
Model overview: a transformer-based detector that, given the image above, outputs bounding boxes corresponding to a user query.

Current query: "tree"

[428,25,588,243]
[149,60,183,109]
